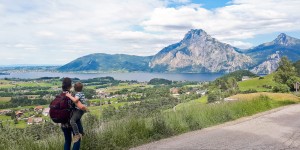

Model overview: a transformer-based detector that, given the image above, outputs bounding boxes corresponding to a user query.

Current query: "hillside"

[238,74,277,92]
[58,53,153,72]
[216,70,258,81]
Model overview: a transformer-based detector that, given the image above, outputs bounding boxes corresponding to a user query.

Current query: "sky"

[1,0,300,65]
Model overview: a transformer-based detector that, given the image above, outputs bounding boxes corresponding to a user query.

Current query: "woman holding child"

[60,77,88,150]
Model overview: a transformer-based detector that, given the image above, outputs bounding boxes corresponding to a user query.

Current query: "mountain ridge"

[59,29,300,74]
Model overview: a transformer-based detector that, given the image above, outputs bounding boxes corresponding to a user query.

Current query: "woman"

[61,77,87,150]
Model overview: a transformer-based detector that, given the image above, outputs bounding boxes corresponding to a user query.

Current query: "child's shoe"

[72,133,82,143]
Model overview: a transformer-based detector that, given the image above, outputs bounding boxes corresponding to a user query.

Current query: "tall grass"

[0,96,295,150]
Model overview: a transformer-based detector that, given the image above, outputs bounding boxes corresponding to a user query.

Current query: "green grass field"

[17,82,52,87]
[238,74,276,92]
[105,83,150,93]
[175,96,208,111]
[88,101,129,117]
[0,97,11,103]
[0,115,11,120]
[228,92,300,102]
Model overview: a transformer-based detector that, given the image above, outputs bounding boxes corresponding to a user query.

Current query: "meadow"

[238,74,276,92]
[228,92,300,102]
[0,95,296,150]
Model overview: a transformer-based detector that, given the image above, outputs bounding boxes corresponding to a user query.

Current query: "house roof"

[27,117,33,123]
[15,111,24,115]
[35,106,44,109]
[42,108,50,113]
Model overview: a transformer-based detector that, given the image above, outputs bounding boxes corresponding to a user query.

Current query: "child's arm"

[66,92,79,104]
[66,92,88,111]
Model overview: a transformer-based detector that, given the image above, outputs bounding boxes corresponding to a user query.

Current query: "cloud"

[0,0,299,65]
[224,40,254,49]
[143,0,300,44]
[36,31,56,38]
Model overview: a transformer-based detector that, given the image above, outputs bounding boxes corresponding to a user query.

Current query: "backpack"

[49,92,73,123]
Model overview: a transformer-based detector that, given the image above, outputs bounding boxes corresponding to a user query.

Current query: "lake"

[0,72,224,82]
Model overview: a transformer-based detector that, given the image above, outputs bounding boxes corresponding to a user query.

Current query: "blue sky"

[188,0,231,9]
[0,0,300,65]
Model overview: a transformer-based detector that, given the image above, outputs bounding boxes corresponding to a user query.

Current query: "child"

[66,82,88,143]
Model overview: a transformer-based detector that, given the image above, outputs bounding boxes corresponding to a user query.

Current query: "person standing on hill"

[60,78,87,150]
[66,82,88,143]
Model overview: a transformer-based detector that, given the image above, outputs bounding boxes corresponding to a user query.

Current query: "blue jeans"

[61,120,83,150]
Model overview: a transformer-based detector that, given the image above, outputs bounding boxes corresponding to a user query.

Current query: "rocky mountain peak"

[150,29,252,73]
[273,33,299,46]
[182,29,212,42]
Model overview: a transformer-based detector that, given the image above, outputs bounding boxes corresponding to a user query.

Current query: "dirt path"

[132,104,300,150]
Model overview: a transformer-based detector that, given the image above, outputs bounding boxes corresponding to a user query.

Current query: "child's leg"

[70,109,82,135]
[77,119,84,136]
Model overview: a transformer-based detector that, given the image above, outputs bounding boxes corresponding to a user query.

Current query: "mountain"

[59,29,300,74]
[150,29,253,73]
[250,52,281,74]
[58,53,152,72]
[246,33,300,74]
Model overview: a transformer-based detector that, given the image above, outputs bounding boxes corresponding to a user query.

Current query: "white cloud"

[0,0,300,65]
[36,31,56,38]
[65,34,92,43]
[224,40,254,49]
[143,0,300,41]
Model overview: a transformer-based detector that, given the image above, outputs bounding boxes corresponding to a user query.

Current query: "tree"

[274,56,297,85]
[272,84,290,93]
[207,90,221,103]
[11,111,16,120]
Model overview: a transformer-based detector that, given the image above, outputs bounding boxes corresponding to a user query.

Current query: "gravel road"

[132,104,300,150]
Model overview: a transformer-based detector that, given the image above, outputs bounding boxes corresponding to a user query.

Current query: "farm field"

[0,97,11,103]
[228,92,300,102]
[238,74,276,92]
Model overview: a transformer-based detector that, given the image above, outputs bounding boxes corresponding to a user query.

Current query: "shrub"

[207,93,219,103]
[272,84,290,93]
[242,88,257,93]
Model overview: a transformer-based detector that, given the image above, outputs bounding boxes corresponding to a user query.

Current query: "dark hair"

[74,82,83,92]
[62,77,72,91]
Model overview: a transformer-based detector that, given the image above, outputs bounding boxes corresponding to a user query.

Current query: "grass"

[0,84,15,88]
[175,96,208,111]
[17,82,52,87]
[0,95,294,150]
[105,83,150,93]
[88,101,134,117]
[0,115,10,120]
[238,74,276,92]
[0,97,11,103]
[228,92,300,102]
[80,96,293,149]
[0,104,49,111]
[14,120,27,128]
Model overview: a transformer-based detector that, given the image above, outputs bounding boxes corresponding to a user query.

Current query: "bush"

[272,84,290,93]
[242,89,257,94]
[207,92,220,103]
